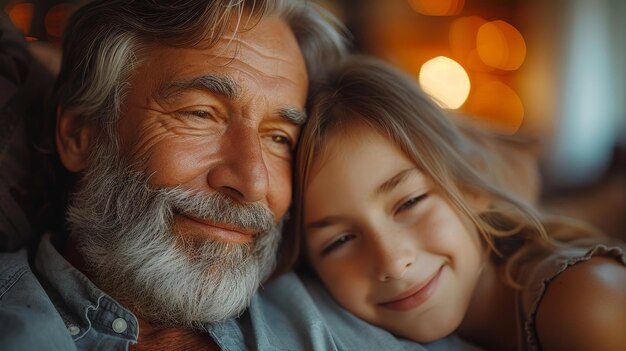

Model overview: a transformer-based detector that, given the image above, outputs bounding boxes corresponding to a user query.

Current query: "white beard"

[65,135,282,329]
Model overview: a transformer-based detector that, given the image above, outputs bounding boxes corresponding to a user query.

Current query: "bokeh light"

[419,56,471,109]
[466,81,524,133]
[449,16,486,57]
[408,0,464,17]
[449,16,493,72]
[45,3,77,39]
[476,20,527,71]
[7,2,34,35]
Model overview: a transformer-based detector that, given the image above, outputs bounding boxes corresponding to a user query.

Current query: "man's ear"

[56,107,94,172]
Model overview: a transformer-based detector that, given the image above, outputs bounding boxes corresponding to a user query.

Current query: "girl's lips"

[378,266,444,311]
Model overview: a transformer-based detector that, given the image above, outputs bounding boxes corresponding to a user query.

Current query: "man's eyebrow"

[156,76,305,124]
[278,107,307,125]
[157,74,239,100]
[375,168,419,196]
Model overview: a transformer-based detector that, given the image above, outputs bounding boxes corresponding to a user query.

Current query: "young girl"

[282,56,626,351]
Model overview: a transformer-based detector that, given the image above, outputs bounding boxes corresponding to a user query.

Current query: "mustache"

[160,187,275,235]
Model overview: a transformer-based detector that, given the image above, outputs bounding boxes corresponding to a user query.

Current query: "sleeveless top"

[514,236,626,350]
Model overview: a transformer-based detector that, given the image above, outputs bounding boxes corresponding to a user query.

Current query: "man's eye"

[181,110,211,118]
[177,109,218,120]
[321,234,355,256]
[396,194,427,214]
[270,134,292,147]
[263,133,294,159]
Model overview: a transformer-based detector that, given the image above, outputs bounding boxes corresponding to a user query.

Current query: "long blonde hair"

[277,55,599,284]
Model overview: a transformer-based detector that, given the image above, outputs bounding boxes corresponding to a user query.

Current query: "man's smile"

[176,213,257,244]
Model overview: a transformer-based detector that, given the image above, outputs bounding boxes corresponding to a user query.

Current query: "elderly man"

[0,1,480,350]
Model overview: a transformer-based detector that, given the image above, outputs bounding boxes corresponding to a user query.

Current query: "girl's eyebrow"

[306,168,423,232]
[374,168,420,197]
[305,216,343,231]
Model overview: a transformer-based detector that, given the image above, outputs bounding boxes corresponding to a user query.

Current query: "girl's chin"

[384,310,465,344]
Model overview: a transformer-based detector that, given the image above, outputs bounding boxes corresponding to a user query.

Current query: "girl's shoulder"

[535,255,626,350]
[515,236,626,351]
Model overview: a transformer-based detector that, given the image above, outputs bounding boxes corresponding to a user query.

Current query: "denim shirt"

[0,233,480,351]
[0,234,139,350]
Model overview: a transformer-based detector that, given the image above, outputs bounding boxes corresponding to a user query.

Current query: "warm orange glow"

[7,2,34,35]
[466,81,524,133]
[419,56,471,109]
[408,0,464,17]
[449,16,493,72]
[45,3,77,39]
[466,49,494,73]
[476,20,527,71]
[449,16,486,57]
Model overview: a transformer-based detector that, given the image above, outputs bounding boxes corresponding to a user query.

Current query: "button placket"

[111,317,128,334]
[67,325,81,336]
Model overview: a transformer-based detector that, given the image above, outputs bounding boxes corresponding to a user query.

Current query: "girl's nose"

[372,233,416,282]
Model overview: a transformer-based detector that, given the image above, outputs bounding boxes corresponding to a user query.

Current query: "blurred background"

[2,0,625,238]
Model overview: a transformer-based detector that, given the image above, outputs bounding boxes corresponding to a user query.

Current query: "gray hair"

[55,0,347,146]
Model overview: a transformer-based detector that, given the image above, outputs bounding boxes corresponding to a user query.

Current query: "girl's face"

[303,124,484,342]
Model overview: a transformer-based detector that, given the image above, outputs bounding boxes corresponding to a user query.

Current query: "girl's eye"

[321,234,355,256]
[396,194,427,214]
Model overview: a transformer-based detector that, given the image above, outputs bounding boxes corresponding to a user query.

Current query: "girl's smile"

[303,121,486,342]
[378,265,444,311]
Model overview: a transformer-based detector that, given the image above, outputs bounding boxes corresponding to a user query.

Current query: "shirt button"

[111,318,128,334]
[67,325,80,336]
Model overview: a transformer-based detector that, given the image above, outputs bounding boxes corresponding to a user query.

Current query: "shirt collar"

[34,232,139,342]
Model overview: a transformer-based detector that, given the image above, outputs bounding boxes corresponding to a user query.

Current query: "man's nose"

[371,232,416,282]
[206,123,269,204]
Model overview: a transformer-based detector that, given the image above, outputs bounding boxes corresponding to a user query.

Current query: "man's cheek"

[142,140,217,187]
[264,158,292,218]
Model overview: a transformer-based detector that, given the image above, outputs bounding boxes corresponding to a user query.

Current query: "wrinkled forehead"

[213,16,308,81]
[128,15,308,106]
[152,15,302,65]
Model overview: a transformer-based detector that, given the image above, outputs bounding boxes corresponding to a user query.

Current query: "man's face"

[65,15,309,327]
[118,15,308,241]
